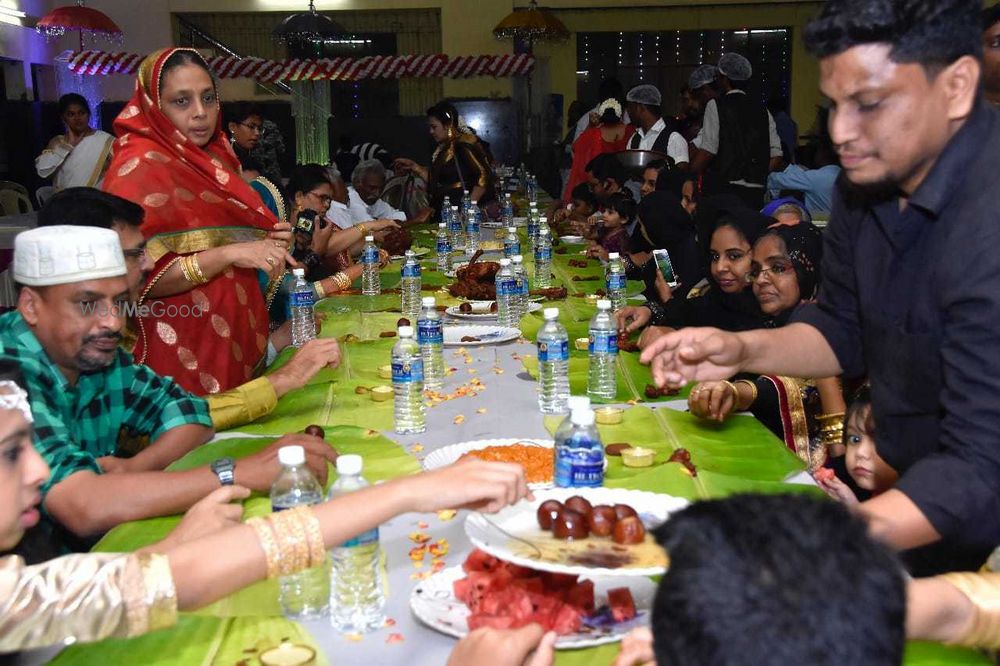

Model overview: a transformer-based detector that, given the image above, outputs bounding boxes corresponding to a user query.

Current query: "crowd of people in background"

[8,0,1000,663]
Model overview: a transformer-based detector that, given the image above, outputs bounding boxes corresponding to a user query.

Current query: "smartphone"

[653,249,678,288]
[295,209,316,235]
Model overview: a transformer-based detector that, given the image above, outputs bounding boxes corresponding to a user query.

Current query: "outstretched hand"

[639,326,746,389]
[403,458,532,514]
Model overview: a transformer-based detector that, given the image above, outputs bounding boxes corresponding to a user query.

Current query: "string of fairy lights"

[577,28,790,105]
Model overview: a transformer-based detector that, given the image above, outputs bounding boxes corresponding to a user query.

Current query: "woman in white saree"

[35,93,113,190]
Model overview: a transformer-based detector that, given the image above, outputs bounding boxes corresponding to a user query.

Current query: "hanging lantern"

[36,0,123,46]
[493,0,569,51]
[272,0,347,47]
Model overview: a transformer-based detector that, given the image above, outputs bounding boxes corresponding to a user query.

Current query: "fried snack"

[461,336,482,342]
[530,286,568,299]
[379,331,397,338]
[461,443,555,484]
[567,259,589,268]
[381,227,413,257]
[449,249,501,300]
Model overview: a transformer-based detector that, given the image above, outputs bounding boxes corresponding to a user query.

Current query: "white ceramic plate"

[423,438,555,488]
[560,235,585,244]
[411,566,654,649]
[389,246,431,261]
[465,487,689,577]
[446,302,542,320]
[443,325,521,347]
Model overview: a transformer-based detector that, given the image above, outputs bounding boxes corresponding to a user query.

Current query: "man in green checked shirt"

[1,225,336,552]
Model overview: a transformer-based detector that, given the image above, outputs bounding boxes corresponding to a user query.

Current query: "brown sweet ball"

[536,499,564,530]
[564,495,593,519]
[588,505,618,537]
[612,515,646,545]
[604,443,632,456]
[552,508,590,540]
[613,504,638,521]
[304,425,325,439]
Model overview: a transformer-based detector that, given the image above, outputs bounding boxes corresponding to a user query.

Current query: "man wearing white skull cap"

[625,84,690,169]
[0,224,335,552]
[690,53,785,208]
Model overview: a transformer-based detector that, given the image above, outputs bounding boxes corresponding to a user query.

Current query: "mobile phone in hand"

[653,249,678,288]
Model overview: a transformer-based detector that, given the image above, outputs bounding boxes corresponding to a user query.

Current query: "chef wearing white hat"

[690,53,785,208]
[625,84,690,169]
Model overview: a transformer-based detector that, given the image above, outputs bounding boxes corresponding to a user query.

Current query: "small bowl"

[574,337,589,351]
[621,446,655,468]
[595,406,624,425]
[378,365,393,380]
[370,385,393,402]
[259,642,316,666]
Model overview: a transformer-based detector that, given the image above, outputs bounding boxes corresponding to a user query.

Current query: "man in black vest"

[690,53,784,209]
[625,84,689,170]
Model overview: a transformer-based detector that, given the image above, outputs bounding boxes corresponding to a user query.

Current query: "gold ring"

[273,241,285,248]
[266,256,276,266]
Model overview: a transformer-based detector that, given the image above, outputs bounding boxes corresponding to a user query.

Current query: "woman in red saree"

[562,98,634,201]
[104,48,292,395]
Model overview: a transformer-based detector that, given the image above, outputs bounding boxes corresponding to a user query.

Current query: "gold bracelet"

[292,507,326,569]
[313,280,326,299]
[179,255,195,284]
[332,272,352,291]
[735,379,758,407]
[356,223,368,238]
[268,510,310,576]
[189,253,207,285]
[721,380,740,406]
[247,516,282,579]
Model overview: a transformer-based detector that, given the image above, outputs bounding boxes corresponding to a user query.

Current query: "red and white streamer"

[66,50,535,81]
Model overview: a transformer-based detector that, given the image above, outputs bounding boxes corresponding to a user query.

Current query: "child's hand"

[816,472,859,506]
[587,245,609,262]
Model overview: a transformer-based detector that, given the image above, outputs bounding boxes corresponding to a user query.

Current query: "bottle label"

[504,240,521,256]
[589,330,618,355]
[467,222,480,233]
[516,276,528,295]
[290,290,314,308]
[535,247,551,262]
[362,246,379,265]
[538,339,568,362]
[449,219,463,232]
[555,446,604,487]
[401,262,422,278]
[392,357,424,383]
[341,526,379,548]
[497,277,518,296]
[437,238,451,254]
[418,320,443,344]
[607,273,627,291]
[528,222,539,236]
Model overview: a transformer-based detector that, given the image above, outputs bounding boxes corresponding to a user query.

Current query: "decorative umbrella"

[493,1,569,152]
[36,1,123,49]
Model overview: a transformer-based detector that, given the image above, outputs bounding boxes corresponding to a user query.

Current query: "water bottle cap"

[530,202,538,209]
[512,255,523,263]
[336,454,363,476]
[596,299,612,310]
[539,227,550,236]
[571,408,596,427]
[507,227,516,233]
[540,216,548,223]
[398,325,414,337]
[438,222,446,229]
[608,252,620,260]
[543,307,559,319]
[422,296,436,307]
[471,200,478,205]
[567,396,591,412]
[292,268,305,277]
[365,235,374,242]
[451,205,459,211]
[499,258,511,266]
[405,250,415,257]
[278,445,305,466]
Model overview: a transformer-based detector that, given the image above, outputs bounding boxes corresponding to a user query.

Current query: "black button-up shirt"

[794,100,1000,556]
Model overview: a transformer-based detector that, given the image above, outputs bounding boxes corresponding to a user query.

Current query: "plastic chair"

[35,186,56,208]
[0,181,32,216]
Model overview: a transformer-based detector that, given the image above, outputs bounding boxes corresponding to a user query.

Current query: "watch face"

[212,457,235,485]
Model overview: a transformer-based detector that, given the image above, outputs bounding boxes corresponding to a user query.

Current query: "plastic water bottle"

[504,226,520,259]
[495,258,518,328]
[449,205,463,250]
[361,235,381,296]
[290,268,316,348]
[512,254,528,319]
[527,204,540,249]
[501,195,514,228]
[436,222,453,274]
[392,326,426,434]
[537,307,570,414]
[554,396,591,442]
[534,227,553,289]
[587,299,618,400]
[271,445,329,620]
[417,296,444,390]
[527,173,538,204]
[328,454,386,633]
[554,404,605,488]
[400,250,422,319]
[606,252,627,312]
[466,202,481,256]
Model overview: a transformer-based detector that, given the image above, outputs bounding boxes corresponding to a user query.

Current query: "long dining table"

[42,224,990,666]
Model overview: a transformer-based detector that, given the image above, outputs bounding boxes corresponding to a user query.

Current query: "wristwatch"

[210,457,235,486]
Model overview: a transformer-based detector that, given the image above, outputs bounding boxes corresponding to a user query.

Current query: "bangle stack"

[720,380,740,405]
[735,379,758,408]
[247,507,325,579]
[356,223,368,238]
[313,280,326,299]
[331,272,352,291]
[179,253,207,285]
[816,412,845,447]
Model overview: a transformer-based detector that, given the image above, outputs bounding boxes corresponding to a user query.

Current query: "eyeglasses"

[122,247,147,260]
[239,122,264,135]
[745,262,793,283]
[307,191,333,206]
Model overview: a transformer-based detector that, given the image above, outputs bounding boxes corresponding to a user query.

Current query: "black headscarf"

[713,209,772,249]
[635,190,701,294]
[770,222,823,300]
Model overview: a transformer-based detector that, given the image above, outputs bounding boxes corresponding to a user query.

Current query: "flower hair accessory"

[0,380,32,423]
[597,98,623,120]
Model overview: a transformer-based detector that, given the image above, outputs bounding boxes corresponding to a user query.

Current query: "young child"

[816,387,899,505]
[587,192,635,260]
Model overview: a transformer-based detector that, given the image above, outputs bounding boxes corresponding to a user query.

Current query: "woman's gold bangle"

[735,379,758,408]
[332,272,352,291]
[179,255,194,284]
[189,254,207,285]
[356,223,368,238]
[721,380,740,406]
[292,507,326,569]
[247,516,282,579]
[313,280,326,299]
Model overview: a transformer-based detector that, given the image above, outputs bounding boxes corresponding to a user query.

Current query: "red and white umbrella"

[36,1,123,49]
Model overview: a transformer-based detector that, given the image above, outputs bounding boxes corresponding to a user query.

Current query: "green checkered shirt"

[0,311,212,499]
